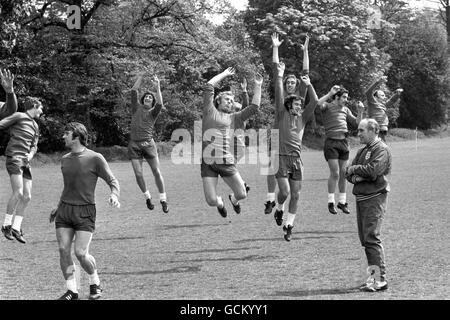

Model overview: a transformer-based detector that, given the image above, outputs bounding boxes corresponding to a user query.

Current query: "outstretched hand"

[223,67,236,77]
[151,75,160,88]
[357,101,365,110]
[299,34,309,51]
[108,194,121,208]
[380,76,388,83]
[396,88,404,94]
[300,75,311,86]
[271,32,283,48]
[0,69,14,93]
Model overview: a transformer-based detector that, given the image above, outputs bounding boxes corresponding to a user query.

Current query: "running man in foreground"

[128,73,168,212]
[273,62,318,241]
[50,122,120,300]
[0,91,42,244]
[317,85,364,215]
[202,67,262,217]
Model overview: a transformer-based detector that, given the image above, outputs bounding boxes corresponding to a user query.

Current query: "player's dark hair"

[65,122,89,147]
[284,94,304,111]
[23,96,42,111]
[283,74,300,89]
[140,92,156,107]
[331,86,349,100]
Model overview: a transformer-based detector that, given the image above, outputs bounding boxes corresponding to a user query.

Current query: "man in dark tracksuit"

[346,118,392,292]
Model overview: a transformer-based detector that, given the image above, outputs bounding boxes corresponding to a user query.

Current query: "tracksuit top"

[348,138,392,201]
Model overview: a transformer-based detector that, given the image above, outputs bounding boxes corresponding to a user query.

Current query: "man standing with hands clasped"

[346,118,392,292]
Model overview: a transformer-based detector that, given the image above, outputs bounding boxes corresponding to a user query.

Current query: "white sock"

[230,194,239,205]
[266,193,276,202]
[159,193,167,202]
[12,216,23,231]
[88,270,100,286]
[277,202,285,211]
[217,196,224,208]
[328,193,335,204]
[3,214,13,226]
[66,277,78,293]
[286,212,296,227]
[338,193,346,204]
[143,190,151,199]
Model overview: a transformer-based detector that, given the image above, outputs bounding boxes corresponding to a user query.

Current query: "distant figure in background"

[346,118,392,292]
[128,73,168,213]
[50,122,120,300]
[364,76,403,141]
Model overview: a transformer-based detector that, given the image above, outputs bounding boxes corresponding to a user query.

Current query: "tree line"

[0,0,448,154]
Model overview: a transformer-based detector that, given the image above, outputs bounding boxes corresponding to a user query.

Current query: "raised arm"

[0,69,17,119]
[0,112,21,130]
[317,85,340,111]
[236,73,263,122]
[151,75,164,119]
[240,78,249,109]
[275,62,286,114]
[300,75,318,124]
[207,67,235,87]
[347,101,366,128]
[204,67,235,114]
[272,32,283,65]
[300,34,309,73]
[365,76,386,103]
[386,88,403,108]
[130,73,144,114]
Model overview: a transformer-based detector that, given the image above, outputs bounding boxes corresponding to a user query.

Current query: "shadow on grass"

[103,265,201,276]
[30,235,146,244]
[272,286,359,297]
[175,246,261,254]
[234,235,338,243]
[166,254,276,264]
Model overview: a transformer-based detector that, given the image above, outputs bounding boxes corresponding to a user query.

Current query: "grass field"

[0,136,449,300]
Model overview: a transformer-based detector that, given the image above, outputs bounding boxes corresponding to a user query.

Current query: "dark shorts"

[275,155,303,181]
[324,138,349,161]
[5,156,32,180]
[55,202,96,233]
[201,159,238,178]
[128,140,158,160]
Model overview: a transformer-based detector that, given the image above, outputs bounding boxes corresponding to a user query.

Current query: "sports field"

[0,136,449,300]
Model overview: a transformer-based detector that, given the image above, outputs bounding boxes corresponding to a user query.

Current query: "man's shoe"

[337,202,350,214]
[229,195,241,214]
[274,209,283,226]
[283,225,293,242]
[160,201,169,213]
[360,280,388,292]
[11,228,26,244]
[58,290,79,300]
[328,202,338,215]
[146,198,154,210]
[264,201,275,215]
[1,225,14,240]
[217,205,227,218]
[89,284,103,300]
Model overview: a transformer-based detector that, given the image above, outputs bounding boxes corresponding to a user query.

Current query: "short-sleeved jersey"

[0,112,39,157]
[60,148,120,205]
[129,90,162,142]
[202,83,257,164]
[321,103,357,139]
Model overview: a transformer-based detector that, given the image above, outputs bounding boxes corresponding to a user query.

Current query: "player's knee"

[290,191,300,202]
[21,193,31,203]
[205,196,217,207]
[58,246,71,259]
[12,189,24,200]
[74,248,88,261]
[329,169,339,180]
